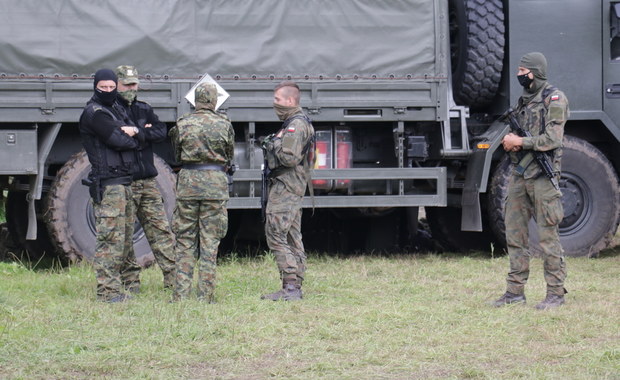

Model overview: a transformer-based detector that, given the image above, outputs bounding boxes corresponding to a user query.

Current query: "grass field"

[1,242,619,379]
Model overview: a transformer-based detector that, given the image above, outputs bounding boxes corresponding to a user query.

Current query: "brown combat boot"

[261,279,286,301]
[491,291,526,307]
[282,283,302,301]
[261,278,303,301]
[535,293,565,310]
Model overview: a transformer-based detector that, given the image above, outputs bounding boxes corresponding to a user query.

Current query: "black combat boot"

[535,293,565,310]
[491,291,526,307]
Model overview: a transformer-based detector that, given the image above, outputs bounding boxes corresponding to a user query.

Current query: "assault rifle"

[261,160,270,223]
[226,163,237,195]
[501,108,559,190]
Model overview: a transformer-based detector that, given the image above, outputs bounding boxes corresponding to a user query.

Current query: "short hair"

[274,81,300,105]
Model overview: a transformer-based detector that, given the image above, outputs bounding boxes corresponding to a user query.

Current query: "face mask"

[273,102,298,121]
[119,89,137,104]
[95,88,118,106]
[517,72,534,89]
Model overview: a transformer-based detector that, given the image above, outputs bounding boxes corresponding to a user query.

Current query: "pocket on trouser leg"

[541,193,564,227]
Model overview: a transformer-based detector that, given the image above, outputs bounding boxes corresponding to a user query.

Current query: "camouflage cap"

[195,82,217,107]
[115,65,140,85]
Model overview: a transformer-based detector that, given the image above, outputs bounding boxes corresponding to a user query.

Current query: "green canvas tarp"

[0,0,442,80]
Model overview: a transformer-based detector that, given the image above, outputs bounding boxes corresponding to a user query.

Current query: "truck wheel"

[46,150,177,266]
[425,206,494,252]
[488,136,620,257]
[449,0,505,108]
[5,191,56,260]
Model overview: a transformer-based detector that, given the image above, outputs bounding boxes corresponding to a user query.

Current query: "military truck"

[0,0,618,265]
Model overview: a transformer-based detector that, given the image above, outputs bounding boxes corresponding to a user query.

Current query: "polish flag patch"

[287,126,296,132]
[550,94,560,101]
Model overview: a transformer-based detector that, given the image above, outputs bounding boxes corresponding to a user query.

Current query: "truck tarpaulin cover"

[0,0,439,80]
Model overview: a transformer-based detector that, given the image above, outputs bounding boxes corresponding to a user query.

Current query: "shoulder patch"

[550,94,560,101]
[287,126,296,133]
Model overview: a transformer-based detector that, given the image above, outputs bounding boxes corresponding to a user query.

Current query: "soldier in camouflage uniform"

[169,82,234,302]
[79,69,142,303]
[493,52,570,310]
[116,65,176,290]
[261,81,315,302]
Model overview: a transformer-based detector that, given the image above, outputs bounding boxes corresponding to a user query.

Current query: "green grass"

[1,247,620,379]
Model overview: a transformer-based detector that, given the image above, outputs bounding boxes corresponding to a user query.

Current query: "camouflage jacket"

[267,111,315,196]
[510,82,570,179]
[169,109,234,200]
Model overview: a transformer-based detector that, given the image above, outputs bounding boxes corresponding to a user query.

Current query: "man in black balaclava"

[493,52,570,310]
[78,68,143,303]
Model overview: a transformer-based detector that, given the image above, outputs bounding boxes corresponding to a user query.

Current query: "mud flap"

[461,150,484,232]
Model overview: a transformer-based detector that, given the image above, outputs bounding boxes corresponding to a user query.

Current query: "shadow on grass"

[596,244,620,259]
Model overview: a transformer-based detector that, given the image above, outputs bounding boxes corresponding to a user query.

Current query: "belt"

[100,176,132,187]
[183,163,226,172]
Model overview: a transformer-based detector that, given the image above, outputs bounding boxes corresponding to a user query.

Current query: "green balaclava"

[195,82,217,111]
[273,102,301,121]
[519,52,548,103]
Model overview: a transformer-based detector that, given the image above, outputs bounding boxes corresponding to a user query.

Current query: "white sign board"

[185,73,230,111]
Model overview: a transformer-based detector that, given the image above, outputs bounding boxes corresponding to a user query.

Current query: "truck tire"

[488,136,620,257]
[449,0,505,108]
[426,206,494,252]
[5,191,56,260]
[46,150,177,266]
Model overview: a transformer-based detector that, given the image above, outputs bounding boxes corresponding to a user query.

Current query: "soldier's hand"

[144,123,152,128]
[121,126,139,136]
[502,133,523,152]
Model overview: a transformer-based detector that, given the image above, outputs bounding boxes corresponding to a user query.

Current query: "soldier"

[115,65,176,290]
[493,52,570,310]
[261,81,315,302]
[79,68,142,302]
[169,82,234,302]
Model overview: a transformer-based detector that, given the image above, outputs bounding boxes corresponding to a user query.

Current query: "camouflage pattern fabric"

[509,83,569,178]
[169,82,234,301]
[504,82,570,297]
[265,181,306,283]
[172,200,228,301]
[93,184,141,301]
[131,178,176,288]
[116,65,140,85]
[505,175,566,296]
[169,84,234,201]
[264,110,314,284]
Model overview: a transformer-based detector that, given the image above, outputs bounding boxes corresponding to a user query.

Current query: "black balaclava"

[93,69,118,106]
[519,52,548,104]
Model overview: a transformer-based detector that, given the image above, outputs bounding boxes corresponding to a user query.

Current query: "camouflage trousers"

[172,199,228,301]
[505,175,567,296]
[132,178,176,288]
[265,180,306,284]
[93,184,141,301]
